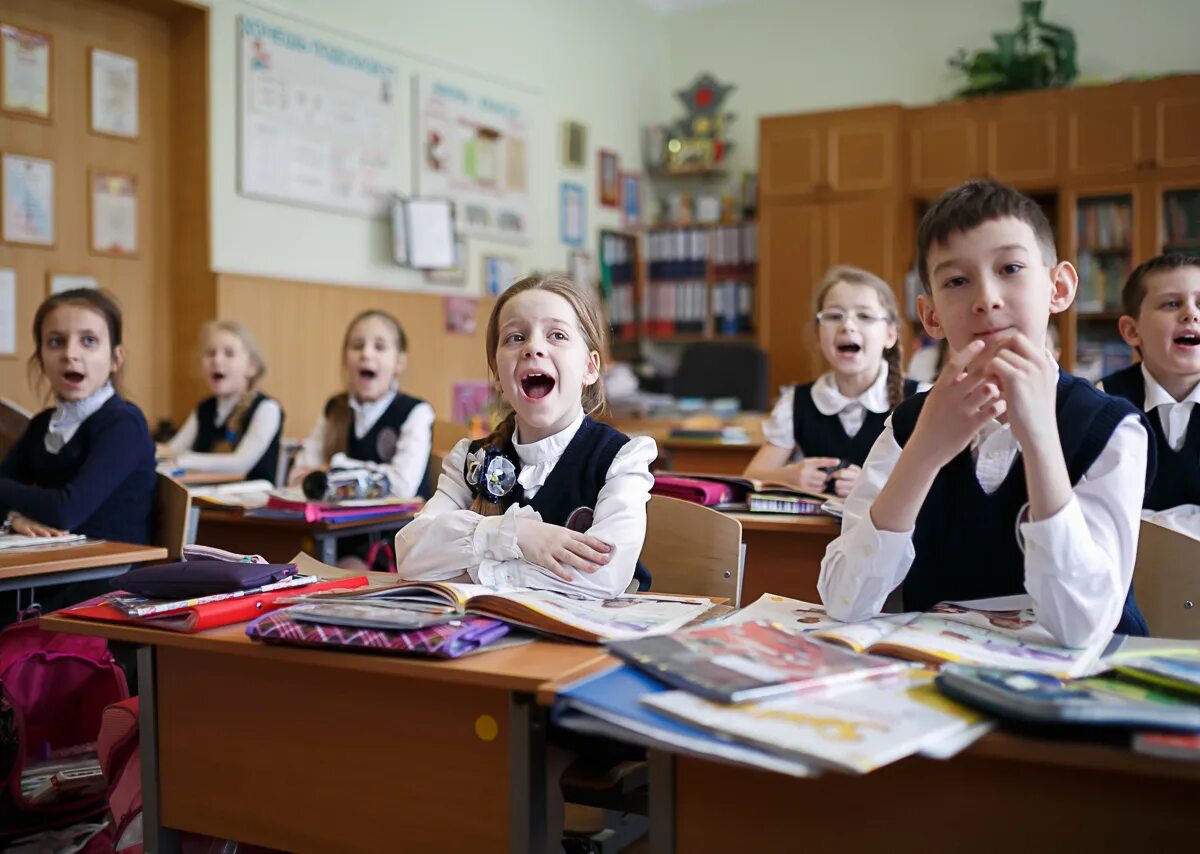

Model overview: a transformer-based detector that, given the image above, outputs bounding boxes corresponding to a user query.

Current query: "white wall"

[664,0,1200,174]
[203,0,671,293]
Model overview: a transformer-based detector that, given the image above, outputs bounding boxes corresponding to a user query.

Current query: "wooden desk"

[173,471,243,487]
[43,612,609,853]
[724,512,841,603]
[0,540,167,593]
[648,732,1200,851]
[195,508,416,564]
[659,440,759,475]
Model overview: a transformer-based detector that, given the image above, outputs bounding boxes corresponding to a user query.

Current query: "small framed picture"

[0,23,52,122]
[568,248,594,289]
[89,169,138,257]
[561,120,587,169]
[2,152,54,247]
[483,254,519,297]
[424,236,467,286]
[48,272,98,295]
[90,48,139,139]
[620,172,642,230]
[598,150,620,208]
[560,182,585,247]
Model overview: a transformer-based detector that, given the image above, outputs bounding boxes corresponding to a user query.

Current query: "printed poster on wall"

[238,16,400,218]
[414,75,532,245]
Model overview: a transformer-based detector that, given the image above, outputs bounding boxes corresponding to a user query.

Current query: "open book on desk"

[290,581,716,644]
[0,533,88,552]
[723,593,1110,678]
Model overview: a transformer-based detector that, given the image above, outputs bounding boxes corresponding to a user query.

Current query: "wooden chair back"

[154,473,194,560]
[639,495,744,605]
[0,398,31,458]
[1133,519,1200,639]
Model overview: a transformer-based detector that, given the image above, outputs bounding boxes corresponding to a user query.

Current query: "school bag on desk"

[0,614,128,841]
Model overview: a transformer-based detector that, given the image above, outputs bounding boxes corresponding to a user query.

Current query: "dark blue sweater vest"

[890,373,1152,636]
[1101,364,1200,511]
[0,395,155,543]
[324,392,430,498]
[793,378,919,466]
[192,392,283,483]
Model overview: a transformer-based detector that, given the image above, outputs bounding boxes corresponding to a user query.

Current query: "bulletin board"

[238,15,402,218]
[414,74,534,245]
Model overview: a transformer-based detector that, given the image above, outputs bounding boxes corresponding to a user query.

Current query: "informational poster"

[414,74,533,245]
[238,16,400,218]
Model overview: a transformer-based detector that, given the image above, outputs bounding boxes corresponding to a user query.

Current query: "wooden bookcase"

[758,74,1200,390]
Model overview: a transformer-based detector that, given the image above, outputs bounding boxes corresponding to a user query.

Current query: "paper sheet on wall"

[0,269,15,355]
[406,198,456,268]
[238,16,401,218]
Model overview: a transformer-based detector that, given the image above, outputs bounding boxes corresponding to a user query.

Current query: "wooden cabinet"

[983,90,1061,186]
[1063,85,1144,181]
[906,103,983,193]
[761,106,900,198]
[1147,76,1200,173]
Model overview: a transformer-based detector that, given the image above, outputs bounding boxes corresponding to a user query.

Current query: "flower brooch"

[465,446,519,504]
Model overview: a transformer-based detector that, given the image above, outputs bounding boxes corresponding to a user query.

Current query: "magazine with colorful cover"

[644,668,989,774]
[608,620,907,703]
[1108,649,1200,697]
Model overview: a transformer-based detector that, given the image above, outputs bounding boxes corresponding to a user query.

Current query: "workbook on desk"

[262,488,423,523]
[291,582,715,643]
[188,480,275,509]
[665,473,834,505]
[723,594,1109,678]
[0,533,88,551]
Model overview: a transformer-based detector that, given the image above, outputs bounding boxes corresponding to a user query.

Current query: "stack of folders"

[747,492,825,515]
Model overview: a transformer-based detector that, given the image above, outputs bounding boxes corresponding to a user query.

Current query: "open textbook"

[723,593,1109,678]
[644,668,989,774]
[290,581,716,643]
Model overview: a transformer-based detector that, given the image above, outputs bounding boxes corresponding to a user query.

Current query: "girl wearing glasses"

[744,266,920,497]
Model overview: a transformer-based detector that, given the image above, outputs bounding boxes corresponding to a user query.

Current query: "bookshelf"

[599,229,640,359]
[1071,193,1136,382]
[1162,189,1200,256]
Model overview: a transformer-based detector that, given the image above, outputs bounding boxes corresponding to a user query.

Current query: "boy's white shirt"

[395,408,657,600]
[1098,364,1200,453]
[165,394,283,476]
[298,387,434,499]
[818,373,1149,649]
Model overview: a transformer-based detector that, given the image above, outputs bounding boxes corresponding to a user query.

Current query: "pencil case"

[112,561,298,598]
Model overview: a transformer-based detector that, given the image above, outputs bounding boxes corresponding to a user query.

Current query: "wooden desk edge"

[0,543,168,579]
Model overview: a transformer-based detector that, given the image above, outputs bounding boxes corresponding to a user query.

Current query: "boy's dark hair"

[1121,253,1200,319]
[916,180,1057,293]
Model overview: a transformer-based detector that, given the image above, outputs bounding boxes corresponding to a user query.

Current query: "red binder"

[60,576,370,633]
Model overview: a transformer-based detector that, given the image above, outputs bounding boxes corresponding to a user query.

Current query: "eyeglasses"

[815,309,892,327]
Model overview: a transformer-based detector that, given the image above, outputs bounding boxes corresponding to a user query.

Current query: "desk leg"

[648,750,676,854]
[317,533,337,564]
[137,646,180,854]
[509,693,549,854]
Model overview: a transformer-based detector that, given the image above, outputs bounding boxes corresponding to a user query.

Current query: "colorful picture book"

[608,620,906,703]
[295,581,715,643]
[644,669,988,774]
[1108,650,1200,697]
[936,665,1200,730]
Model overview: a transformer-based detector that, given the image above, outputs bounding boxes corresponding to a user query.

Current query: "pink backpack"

[0,616,129,840]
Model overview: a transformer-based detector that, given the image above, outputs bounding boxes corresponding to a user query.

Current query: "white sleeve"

[173,400,282,476]
[761,387,798,451]
[1020,414,1148,648]
[164,410,199,454]
[817,419,917,620]
[298,413,329,470]
[477,436,658,599]
[329,402,435,498]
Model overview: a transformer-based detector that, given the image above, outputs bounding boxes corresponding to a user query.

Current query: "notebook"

[0,533,88,551]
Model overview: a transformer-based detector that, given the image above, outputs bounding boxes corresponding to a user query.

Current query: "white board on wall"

[238,15,403,218]
[414,74,534,245]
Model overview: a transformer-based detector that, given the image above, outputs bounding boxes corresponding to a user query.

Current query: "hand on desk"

[778,457,840,493]
[516,517,612,582]
[10,512,68,537]
[830,464,861,497]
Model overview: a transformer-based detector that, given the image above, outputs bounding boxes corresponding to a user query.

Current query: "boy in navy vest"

[1101,254,1200,510]
[819,180,1154,646]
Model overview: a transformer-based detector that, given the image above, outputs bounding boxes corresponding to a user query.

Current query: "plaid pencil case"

[245,610,510,659]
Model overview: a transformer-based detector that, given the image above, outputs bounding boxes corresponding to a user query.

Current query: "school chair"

[432,418,472,453]
[275,437,304,486]
[153,473,195,560]
[640,494,744,606]
[671,341,769,412]
[1132,519,1200,639]
[0,398,31,458]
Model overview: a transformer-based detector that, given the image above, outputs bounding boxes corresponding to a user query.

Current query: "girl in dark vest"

[159,320,283,483]
[745,266,920,497]
[396,275,656,599]
[291,310,434,500]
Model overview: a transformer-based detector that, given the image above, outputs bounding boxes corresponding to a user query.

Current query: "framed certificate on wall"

[89,169,138,257]
[1,24,52,122]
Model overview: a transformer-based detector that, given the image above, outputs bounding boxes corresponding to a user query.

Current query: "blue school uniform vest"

[192,392,283,483]
[1101,364,1200,511]
[890,372,1153,636]
[324,392,430,498]
[792,378,919,466]
[466,417,651,591]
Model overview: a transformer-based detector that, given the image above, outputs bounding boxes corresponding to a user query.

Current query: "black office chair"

[670,342,769,411]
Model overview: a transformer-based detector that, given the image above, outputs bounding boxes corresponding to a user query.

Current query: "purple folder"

[245,610,510,659]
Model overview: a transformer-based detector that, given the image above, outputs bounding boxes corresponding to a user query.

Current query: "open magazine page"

[644,669,988,774]
[473,590,714,643]
[871,603,1109,678]
[720,594,917,652]
[811,613,919,653]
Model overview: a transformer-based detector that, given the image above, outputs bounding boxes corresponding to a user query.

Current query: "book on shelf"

[1164,191,1200,244]
[643,668,989,774]
[647,228,708,279]
[607,619,908,703]
[935,665,1200,730]
[292,581,717,644]
[720,593,1109,678]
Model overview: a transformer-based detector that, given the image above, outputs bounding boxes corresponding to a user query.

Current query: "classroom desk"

[659,440,760,475]
[724,512,841,603]
[195,508,416,564]
[42,612,610,854]
[172,471,243,487]
[647,732,1200,851]
[0,541,167,593]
